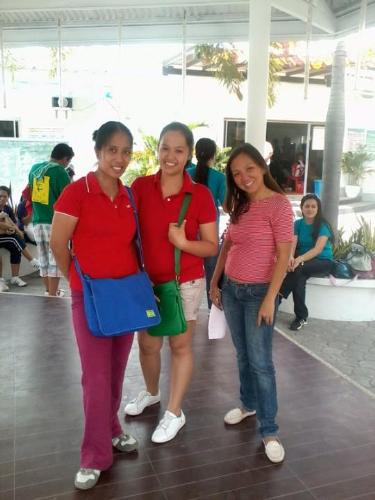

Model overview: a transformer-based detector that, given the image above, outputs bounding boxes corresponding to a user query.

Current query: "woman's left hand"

[168,220,188,250]
[257,297,275,326]
[292,256,304,271]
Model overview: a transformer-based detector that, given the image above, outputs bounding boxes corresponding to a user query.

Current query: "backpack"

[331,260,355,279]
[345,243,372,272]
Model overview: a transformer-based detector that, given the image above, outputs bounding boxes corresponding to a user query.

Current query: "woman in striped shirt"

[209,143,293,464]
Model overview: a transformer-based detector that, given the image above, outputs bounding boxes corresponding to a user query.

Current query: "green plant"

[341,145,374,186]
[334,216,375,259]
[214,146,232,172]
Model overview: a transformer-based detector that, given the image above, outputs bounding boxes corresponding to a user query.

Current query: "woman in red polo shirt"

[124,122,218,443]
[209,143,293,464]
[50,122,139,490]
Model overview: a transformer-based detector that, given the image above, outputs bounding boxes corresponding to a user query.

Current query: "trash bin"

[313,179,323,198]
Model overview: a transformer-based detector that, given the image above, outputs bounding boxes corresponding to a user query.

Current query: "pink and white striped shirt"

[225,193,294,283]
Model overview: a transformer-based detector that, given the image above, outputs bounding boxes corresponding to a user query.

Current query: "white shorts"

[33,223,63,278]
[180,278,205,321]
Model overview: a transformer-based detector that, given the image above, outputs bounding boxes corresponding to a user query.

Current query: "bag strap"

[74,185,145,277]
[125,186,146,270]
[73,255,85,279]
[175,193,192,280]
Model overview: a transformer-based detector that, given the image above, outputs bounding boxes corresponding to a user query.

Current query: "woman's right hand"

[287,256,295,272]
[209,284,223,310]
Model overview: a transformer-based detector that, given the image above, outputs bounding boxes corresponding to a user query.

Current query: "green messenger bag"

[148,193,192,337]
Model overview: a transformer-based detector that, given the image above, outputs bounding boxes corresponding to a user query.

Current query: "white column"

[0,28,7,109]
[182,9,187,107]
[245,0,271,152]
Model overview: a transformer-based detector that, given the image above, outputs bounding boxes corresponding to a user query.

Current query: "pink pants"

[71,291,134,470]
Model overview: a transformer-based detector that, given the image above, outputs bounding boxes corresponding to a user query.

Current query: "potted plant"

[341,145,373,199]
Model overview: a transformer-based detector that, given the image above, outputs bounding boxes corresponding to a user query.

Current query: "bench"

[0,245,38,279]
[279,276,375,322]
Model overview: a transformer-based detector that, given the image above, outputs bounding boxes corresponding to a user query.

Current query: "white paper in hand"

[208,304,228,339]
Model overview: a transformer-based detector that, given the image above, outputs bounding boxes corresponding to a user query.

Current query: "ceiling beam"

[336,1,375,35]
[271,0,336,34]
[0,0,247,10]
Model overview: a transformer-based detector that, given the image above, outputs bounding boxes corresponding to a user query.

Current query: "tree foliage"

[194,44,246,101]
[3,49,24,83]
[48,47,72,79]
[194,43,286,107]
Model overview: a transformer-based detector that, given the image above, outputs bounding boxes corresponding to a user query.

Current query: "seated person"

[0,186,39,290]
[17,185,36,244]
[279,194,334,331]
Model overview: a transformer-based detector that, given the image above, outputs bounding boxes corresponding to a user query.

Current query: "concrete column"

[245,0,271,152]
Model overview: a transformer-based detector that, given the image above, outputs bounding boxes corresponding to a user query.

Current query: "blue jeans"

[222,276,279,437]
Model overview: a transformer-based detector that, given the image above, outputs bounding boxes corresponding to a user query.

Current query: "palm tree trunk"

[321,41,346,234]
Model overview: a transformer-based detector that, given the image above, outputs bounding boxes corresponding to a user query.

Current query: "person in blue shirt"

[187,138,226,308]
[279,193,334,331]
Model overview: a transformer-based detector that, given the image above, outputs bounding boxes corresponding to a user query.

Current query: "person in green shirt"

[29,143,74,296]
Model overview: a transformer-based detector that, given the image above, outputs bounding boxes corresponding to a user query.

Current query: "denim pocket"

[250,284,269,299]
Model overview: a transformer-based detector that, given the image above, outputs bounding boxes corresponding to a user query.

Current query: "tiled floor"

[2,293,375,499]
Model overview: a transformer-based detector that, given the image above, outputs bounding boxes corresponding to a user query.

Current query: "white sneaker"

[263,438,285,464]
[30,258,40,270]
[10,276,27,287]
[0,279,9,292]
[124,390,160,416]
[151,410,186,443]
[74,468,101,490]
[44,289,65,297]
[224,407,256,425]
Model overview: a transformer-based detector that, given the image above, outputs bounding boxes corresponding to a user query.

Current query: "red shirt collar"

[85,171,127,198]
[153,169,194,194]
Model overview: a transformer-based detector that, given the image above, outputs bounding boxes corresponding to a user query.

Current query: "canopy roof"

[0,1,374,46]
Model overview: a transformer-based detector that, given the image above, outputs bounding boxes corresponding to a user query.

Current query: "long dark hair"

[225,143,284,223]
[195,138,216,186]
[300,193,335,244]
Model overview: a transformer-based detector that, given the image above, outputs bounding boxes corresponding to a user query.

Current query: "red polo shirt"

[54,172,139,291]
[132,171,216,285]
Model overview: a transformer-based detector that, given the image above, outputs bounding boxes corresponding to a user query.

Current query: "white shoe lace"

[128,391,149,407]
[159,412,174,430]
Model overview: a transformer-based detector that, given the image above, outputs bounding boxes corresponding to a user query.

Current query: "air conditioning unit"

[52,97,73,108]
[0,120,19,137]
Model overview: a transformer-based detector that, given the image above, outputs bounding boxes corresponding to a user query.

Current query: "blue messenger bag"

[74,187,160,337]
